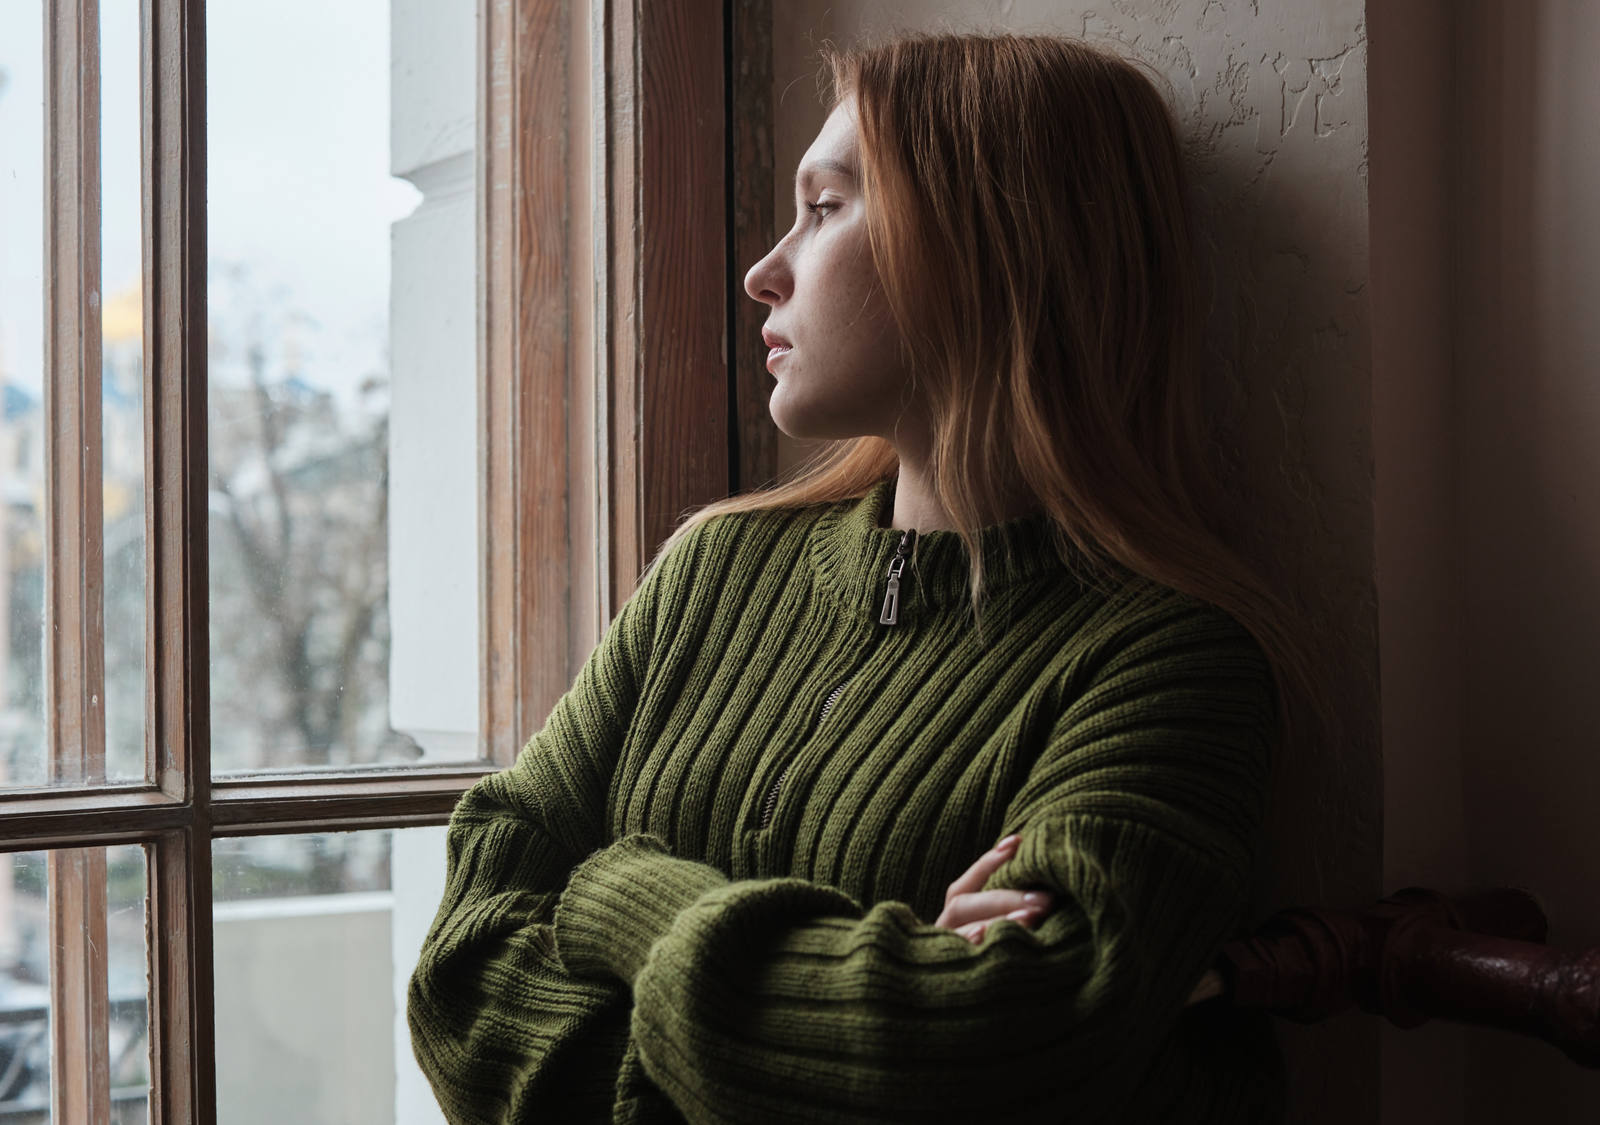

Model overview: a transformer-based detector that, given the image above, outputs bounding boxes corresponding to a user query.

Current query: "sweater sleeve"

[550,599,1276,1124]
[406,533,680,1123]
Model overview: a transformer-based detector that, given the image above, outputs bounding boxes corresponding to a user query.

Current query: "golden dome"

[102,280,142,344]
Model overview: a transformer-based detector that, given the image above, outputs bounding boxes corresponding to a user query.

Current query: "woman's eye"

[804,200,835,220]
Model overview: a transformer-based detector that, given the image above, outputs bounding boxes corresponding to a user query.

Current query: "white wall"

[214,895,395,1125]
[388,0,480,763]
[388,1,477,1121]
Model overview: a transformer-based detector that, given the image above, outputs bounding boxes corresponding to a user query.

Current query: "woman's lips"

[765,345,792,372]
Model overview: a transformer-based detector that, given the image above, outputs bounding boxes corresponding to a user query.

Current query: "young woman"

[408,31,1314,1124]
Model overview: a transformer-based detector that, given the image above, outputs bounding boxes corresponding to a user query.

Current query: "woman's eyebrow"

[795,157,858,190]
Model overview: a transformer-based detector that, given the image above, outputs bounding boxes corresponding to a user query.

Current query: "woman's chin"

[767,393,807,441]
[769,405,829,444]
[769,390,872,444]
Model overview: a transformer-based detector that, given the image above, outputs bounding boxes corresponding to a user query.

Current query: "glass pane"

[0,0,47,789]
[0,3,146,791]
[101,0,147,784]
[212,827,447,1124]
[0,845,151,1124]
[206,0,480,773]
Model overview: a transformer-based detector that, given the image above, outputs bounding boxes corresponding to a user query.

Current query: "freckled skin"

[744,97,929,457]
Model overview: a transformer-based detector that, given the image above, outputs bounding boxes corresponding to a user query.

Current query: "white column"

[388,1,477,1121]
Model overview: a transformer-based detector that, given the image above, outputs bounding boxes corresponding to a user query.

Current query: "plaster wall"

[769,3,1380,1122]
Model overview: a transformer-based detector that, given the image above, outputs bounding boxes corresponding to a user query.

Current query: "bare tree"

[205,267,416,772]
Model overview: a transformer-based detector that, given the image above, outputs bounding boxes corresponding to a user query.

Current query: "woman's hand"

[933,834,1054,943]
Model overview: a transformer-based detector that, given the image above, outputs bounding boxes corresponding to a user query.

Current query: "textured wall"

[769,2,1380,1121]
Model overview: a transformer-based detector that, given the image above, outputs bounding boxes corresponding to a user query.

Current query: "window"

[0,1,770,1120]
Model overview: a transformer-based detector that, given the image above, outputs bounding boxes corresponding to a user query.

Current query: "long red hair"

[650,31,1323,751]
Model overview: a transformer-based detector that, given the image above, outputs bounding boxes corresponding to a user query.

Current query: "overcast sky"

[0,0,426,402]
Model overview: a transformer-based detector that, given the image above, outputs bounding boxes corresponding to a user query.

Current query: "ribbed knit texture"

[407,476,1287,1124]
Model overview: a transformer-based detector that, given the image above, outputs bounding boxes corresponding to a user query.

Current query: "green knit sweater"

[407,476,1286,1124]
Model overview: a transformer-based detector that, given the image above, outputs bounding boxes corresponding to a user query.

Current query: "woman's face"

[744,96,922,450]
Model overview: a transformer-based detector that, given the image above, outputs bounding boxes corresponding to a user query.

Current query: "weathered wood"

[144,0,209,806]
[592,0,731,619]
[211,767,492,834]
[142,0,214,1119]
[490,0,735,751]
[565,0,600,676]
[0,787,189,852]
[0,767,488,850]
[147,830,212,1125]
[730,0,777,493]
[44,0,107,795]
[480,0,575,766]
[634,0,730,550]
[600,0,643,605]
[44,2,111,1120]
[48,848,111,1125]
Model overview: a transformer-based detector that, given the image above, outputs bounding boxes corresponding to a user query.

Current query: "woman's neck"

[884,459,1039,533]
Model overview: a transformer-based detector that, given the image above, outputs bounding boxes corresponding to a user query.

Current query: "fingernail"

[1022,891,1052,907]
[1004,907,1036,922]
[995,834,1020,851]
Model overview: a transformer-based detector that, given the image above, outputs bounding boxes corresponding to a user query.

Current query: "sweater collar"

[807,475,1074,624]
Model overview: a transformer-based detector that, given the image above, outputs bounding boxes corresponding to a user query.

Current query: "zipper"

[758,529,916,831]
[758,682,845,829]
[878,529,916,625]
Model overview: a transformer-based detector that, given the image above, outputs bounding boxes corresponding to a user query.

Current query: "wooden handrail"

[1184,886,1600,1068]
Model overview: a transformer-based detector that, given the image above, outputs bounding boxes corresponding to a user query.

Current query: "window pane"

[212,827,447,1124]
[206,0,481,774]
[101,0,147,784]
[0,4,47,790]
[0,2,145,791]
[106,847,150,1125]
[0,845,150,1124]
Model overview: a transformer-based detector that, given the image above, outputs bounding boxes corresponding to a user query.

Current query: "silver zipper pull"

[879,530,915,625]
[879,563,903,624]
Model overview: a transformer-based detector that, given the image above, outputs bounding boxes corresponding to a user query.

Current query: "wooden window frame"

[1,0,775,1121]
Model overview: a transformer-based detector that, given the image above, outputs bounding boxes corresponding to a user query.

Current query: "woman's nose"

[744,244,790,305]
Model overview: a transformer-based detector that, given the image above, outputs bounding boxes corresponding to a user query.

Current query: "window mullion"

[143,0,213,1121]
[43,1,113,1121]
[43,0,107,785]
[144,0,210,805]
[146,830,213,1124]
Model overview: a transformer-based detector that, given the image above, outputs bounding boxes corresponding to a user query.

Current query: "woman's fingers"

[941,833,1020,905]
[953,906,1049,944]
[936,833,1055,941]
[933,888,1054,930]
